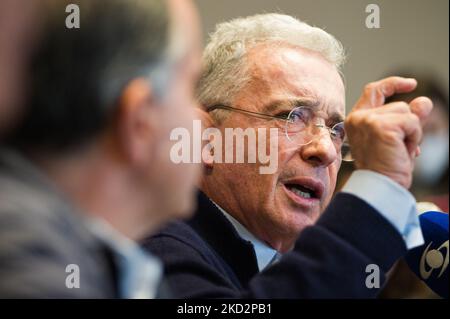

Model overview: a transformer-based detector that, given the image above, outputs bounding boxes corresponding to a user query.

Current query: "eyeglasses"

[207,104,353,162]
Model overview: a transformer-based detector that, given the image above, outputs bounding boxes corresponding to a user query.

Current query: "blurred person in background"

[408,77,448,212]
[379,72,448,299]
[385,73,448,212]
[0,0,38,135]
[0,0,202,298]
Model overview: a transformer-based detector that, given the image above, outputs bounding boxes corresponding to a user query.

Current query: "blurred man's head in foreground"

[0,0,39,134]
[5,0,202,238]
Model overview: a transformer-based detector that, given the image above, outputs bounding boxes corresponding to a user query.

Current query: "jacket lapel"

[188,191,259,288]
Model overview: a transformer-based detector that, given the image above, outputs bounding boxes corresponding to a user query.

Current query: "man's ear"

[194,107,214,129]
[115,78,155,167]
[195,107,216,169]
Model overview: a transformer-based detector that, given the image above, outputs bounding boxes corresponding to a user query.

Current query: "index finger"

[354,76,417,110]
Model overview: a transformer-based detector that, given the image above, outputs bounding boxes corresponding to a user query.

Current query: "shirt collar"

[211,200,280,271]
[85,218,163,299]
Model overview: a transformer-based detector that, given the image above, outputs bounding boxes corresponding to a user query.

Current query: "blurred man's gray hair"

[7,0,188,151]
[197,13,346,123]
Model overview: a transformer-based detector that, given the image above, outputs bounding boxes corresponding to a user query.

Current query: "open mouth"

[282,177,324,207]
[284,183,318,199]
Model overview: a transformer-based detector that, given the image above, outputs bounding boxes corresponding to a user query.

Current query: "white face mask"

[414,132,449,185]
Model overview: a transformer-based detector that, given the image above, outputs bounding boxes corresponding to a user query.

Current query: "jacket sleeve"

[144,193,407,298]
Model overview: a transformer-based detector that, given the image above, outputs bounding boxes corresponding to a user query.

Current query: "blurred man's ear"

[115,78,156,168]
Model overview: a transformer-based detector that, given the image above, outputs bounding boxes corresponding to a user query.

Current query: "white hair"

[197,13,346,122]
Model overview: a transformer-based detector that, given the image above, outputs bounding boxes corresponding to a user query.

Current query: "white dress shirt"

[221,210,279,271]
[218,206,281,271]
[342,170,424,249]
[212,169,424,272]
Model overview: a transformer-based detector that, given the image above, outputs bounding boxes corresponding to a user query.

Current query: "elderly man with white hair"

[142,13,432,298]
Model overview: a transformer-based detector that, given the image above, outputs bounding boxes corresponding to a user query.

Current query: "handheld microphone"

[405,210,449,298]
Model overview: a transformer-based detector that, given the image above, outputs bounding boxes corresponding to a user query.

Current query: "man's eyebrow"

[263,98,321,113]
[328,112,345,124]
[264,98,345,123]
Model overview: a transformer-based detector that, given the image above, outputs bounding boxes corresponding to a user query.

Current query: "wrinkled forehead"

[240,43,346,118]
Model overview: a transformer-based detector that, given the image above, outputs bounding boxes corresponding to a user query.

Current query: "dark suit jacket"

[0,149,118,298]
[142,191,407,298]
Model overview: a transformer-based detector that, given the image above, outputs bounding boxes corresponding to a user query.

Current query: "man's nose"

[299,133,338,167]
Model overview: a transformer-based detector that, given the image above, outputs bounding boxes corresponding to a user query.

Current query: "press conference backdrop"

[195,0,449,111]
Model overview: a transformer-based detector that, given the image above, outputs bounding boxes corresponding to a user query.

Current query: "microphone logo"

[419,240,449,280]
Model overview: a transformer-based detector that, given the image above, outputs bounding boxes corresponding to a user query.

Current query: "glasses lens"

[285,107,314,144]
[330,122,345,142]
[332,122,353,162]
